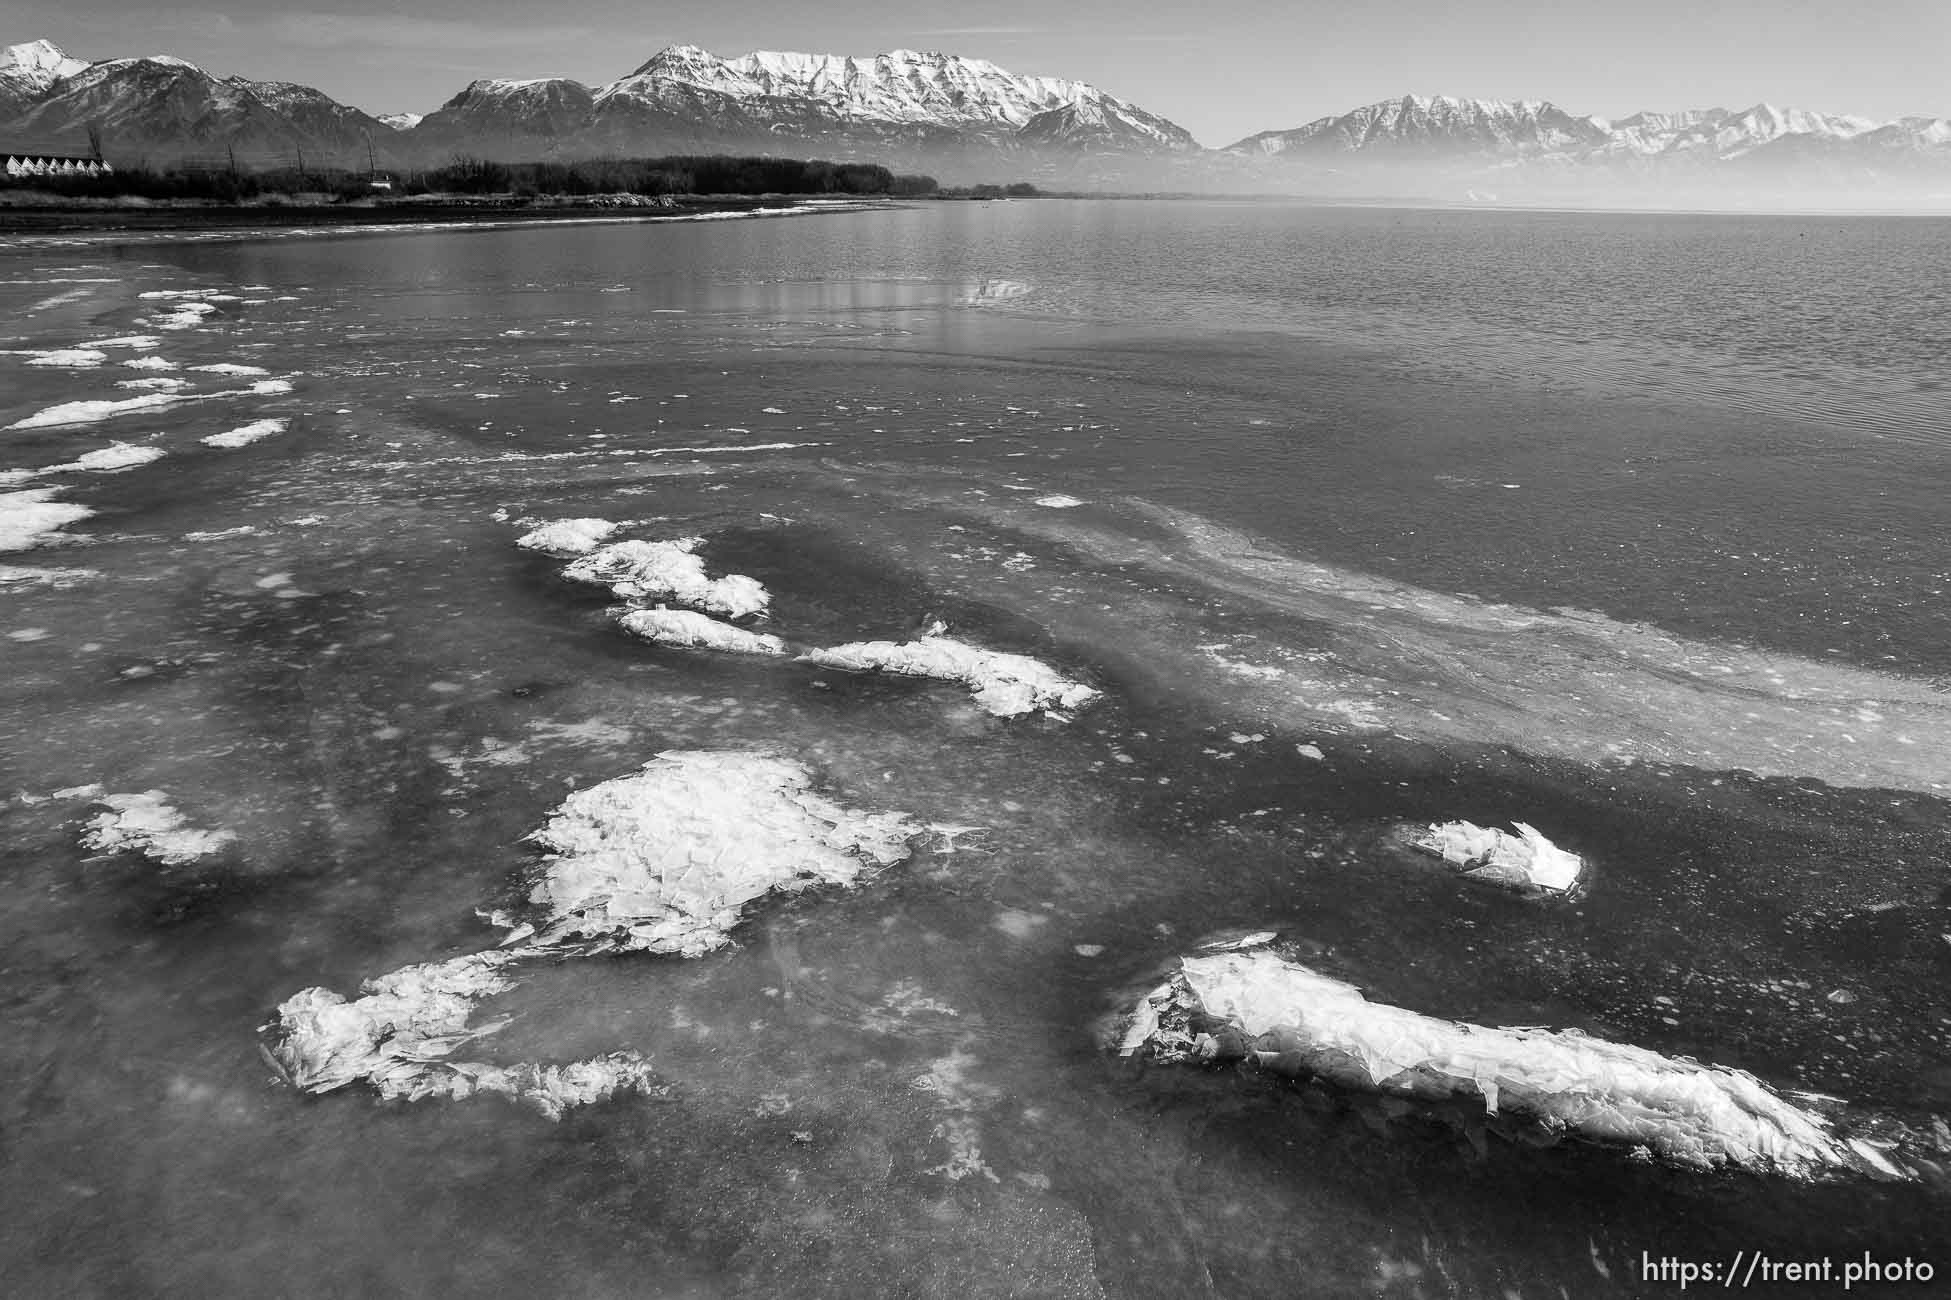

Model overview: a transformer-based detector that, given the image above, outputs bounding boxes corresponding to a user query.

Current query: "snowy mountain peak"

[1,39,89,89]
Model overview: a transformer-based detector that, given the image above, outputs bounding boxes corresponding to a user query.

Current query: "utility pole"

[295,142,305,181]
[227,142,237,177]
[364,131,376,177]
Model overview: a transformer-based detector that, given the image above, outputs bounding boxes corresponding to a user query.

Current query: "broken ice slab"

[798,622,1098,719]
[616,607,788,656]
[270,948,663,1116]
[79,790,236,865]
[268,750,925,1114]
[1408,819,1583,895]
[1119,949,1910,1180]
[514,516,620,556]
[524,749,924,957]
[560,536,769,617]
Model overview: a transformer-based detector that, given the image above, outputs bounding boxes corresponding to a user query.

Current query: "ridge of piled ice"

[122,355,178,371]
[85,335,161,350]
[1409,820,1584,894]
[1122,949,1902,1180]
[201,418,289,449]
[561,537,770,617]
[616,607,789,655]
[6,392,184,429]
[189,363,270,376]
[0,563,98,588]
[524,750,924,956]
[0,488,92,551]
[515,517,620,556]
[799,623,1098,718]
[79,790,237,865]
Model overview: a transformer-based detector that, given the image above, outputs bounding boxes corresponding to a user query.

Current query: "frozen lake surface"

[2,202,1949,1297]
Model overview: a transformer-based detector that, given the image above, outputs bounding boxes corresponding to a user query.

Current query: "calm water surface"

[2,202,1949,1298]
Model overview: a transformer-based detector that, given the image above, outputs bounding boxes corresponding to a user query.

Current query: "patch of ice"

[23,348,106,368]
[86,335,160,350]
[562,538,770,618]
[1122,950,1902,1180]
[1409,820,1584,895]
[248,378,293,396]
[0,488,91,551]
[799,623,1098,719]
[1033,494,1085,508]
[116,377,192,391]
[189,363,270,376]
[514,517,619,556]
[616,607,789,656]
[0,563,98,588]
[201,418,289,449]
[122,355,178,371]
[79,790,236,865]
[523,750,923,957]
[5,393,187,430]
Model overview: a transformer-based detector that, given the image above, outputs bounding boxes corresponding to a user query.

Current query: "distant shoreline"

[0,194,924,234]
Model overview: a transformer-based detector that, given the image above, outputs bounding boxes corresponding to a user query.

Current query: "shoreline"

[0,194,905,235]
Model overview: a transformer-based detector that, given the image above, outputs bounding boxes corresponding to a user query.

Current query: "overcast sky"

[12,0,1951,145]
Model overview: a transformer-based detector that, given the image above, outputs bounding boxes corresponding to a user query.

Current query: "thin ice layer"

[1410,820,1583,894]
[524,750,923,956]
[0,488,92,552]
[561,537,769,617]
[515,517,620,555]
[271,950,662,1117]
[79,790,236,865]
[616,607,789,655]
[1123,949,1897,1180]
[799,624,1098,718]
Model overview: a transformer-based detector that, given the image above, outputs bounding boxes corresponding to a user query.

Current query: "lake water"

[2,201,1948,1297]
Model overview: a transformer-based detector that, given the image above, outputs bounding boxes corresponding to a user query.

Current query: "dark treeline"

[423,154,940,198]
[1,153,943,202]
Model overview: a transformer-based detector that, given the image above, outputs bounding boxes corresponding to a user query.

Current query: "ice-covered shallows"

[270,751,923,1113]
[1119,948,1906,1180]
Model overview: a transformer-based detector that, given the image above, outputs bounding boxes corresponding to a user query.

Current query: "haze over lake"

[3,200,1948,1297]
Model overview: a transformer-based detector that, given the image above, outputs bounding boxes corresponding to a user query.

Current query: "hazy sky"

[12,0,1951,145]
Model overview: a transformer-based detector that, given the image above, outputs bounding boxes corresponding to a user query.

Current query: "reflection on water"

[1,202,1947,1297]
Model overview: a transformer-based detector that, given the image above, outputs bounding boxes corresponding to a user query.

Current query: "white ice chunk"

[1124,950,1897,1180]
[616,607,788,656]
[116,377,192,391]
[268,948,656,1115]
[201,418,289,449]
[1034,494,1085,508]
[0,488,92,551]
[24,348,106,368]
[86,335,161,350]
[514,517,620,556]
[188,363,269,376]
[799,624,1098,718]
[0,441,163,482]
[121,355,178,371]
[524,750,922,957]
[6,392,183,429]
[1411,820,1583,894]
[247,378,293,395]
[561,537,769,618]
[79,790,236,865]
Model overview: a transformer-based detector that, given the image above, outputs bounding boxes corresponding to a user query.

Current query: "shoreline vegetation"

[0,151,1046,229]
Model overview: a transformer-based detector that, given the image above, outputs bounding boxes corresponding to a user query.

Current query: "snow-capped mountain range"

[4,37,1949,199]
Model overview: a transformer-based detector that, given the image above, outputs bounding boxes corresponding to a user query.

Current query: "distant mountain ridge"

[3,38,1949,201]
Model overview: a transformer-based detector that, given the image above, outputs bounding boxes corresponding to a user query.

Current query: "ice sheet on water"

[116,377,191,391]
[190,363,269,376]
[85,335,160,350]
[523,750,923,957]
[121,356,177,371]
[270,750,918,1115]
[514,517,620,556]
[800,622,1098,719]
[0,563,97,588]
[615,607,788,656]
[1121,949,1910,1180]
[21,348,106,368]
[1409,820,1584,895]
[561,537,770,618]
[78,790,236,866]
[6,392,184,428]
[201,418,289,449]
[0,488,92,551]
